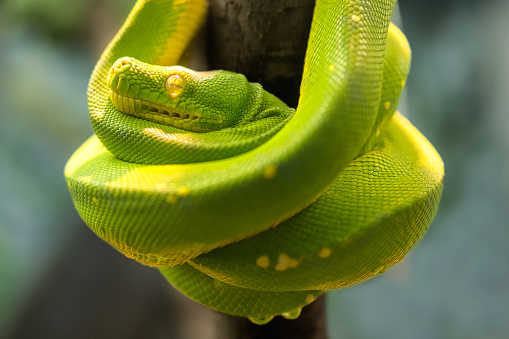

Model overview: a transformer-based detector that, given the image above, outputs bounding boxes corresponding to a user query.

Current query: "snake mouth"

[110,91,205,132]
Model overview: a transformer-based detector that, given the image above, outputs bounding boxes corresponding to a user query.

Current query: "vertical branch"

[205,1,326,338]
[206,0,316,107]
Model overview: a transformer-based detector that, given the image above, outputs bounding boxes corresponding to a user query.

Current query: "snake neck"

[91,57,296,165]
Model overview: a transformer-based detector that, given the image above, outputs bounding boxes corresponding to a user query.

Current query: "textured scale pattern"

[65,0,444,322]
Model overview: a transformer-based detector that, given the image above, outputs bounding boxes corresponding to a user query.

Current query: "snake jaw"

[109,91,205,132]
[106,57,226,132]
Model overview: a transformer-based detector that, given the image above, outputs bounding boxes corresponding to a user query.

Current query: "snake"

[65,0,443,324]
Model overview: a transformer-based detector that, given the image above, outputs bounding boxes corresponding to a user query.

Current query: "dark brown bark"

[205,1,327,338]
[206,0,316,108]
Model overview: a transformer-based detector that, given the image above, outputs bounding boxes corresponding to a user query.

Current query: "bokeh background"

[1,0,507,338]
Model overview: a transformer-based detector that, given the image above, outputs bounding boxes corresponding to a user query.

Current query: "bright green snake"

[65,0,443,324]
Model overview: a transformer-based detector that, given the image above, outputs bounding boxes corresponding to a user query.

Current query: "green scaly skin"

[102,58,294,164]
[65,0,444,323]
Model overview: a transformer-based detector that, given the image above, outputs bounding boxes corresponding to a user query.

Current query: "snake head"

[107,57,256,132]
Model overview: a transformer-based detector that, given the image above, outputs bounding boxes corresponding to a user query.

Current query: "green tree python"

[65,0,444,324]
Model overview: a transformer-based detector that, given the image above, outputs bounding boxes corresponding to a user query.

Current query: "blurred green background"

[1,0,508,338]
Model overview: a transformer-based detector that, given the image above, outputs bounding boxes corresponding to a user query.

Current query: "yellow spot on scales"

[177,186,190,197]
[92,197,98,204]
[318,247,332,258]
[263,164,277,179]
[256,255,270,268]
[166,195,178,204]
[275,253,300,271]
[384,101,391,110]
[282,308,302,320]
[328,64,334,72]
[351,14,360,23]
[78,176,93,185]
[305,294,316,304]
[248,316,274,325]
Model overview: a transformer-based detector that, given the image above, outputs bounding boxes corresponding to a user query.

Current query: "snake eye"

[165,74,185,98]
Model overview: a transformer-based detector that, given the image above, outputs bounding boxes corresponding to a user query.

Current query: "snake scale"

[65,0,443,324]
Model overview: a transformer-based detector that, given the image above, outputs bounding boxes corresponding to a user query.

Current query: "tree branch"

[205,1,327,337]
[206,0,316,107]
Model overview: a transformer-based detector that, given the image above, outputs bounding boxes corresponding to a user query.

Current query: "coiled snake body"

[65,0,443,323]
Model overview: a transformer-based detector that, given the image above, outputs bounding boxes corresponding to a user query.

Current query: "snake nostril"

[113,58,132,73]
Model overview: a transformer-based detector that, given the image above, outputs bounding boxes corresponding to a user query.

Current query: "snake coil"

[65,0,443,323]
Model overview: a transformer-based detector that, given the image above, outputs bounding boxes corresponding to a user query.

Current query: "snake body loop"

[65,0,443,321]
